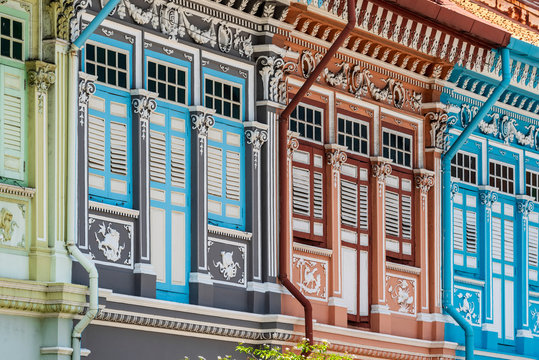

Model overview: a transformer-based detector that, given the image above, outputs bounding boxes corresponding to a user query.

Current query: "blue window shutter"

[0,65,25,181]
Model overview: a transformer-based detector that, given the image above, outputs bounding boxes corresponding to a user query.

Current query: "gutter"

[441,47,511,360]
[278,0,356,349]
[65,1,122,359]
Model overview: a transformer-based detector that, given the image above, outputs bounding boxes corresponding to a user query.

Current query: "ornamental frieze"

[88,214,134,268]
[385,274,417,315]
[292,255,328,301]
[207,238,246,287]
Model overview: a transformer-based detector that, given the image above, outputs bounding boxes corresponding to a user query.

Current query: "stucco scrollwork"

[191,110,215,155]
[78,74,97,126]
[426,111,450,151]
[94,222,125,262]
[386,275,416,315]
[371,158,392,197]
[415,172,434,195]
[287,131,299,160]
[257,56,296,104]
[28,64,56,114]
[245,129,268,169]
[517,198,534,217]
[325,146,347,187]
[213,251,241,281]
[0,202,25,248]
[132,94,157,141]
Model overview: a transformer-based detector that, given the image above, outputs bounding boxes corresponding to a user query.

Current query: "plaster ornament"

[323,62,349,89]
[456,292,478,325]
[0,208,17,244]
[245,129,268,169]
[233,31,254,59]
[28,65,56,114]
[262,3,275,18]
[132,94,157,141]
[293,257,326,298]
[94,222,125,262]
[78,74,97,126]
[415,173,434,195]
[478,113,499,136]
[426,111,450,151]
[387,278,415,314]
[218,23,233,53]
[213,251,240,281]
[191,111,215,154]
[450,182,460,200]
[371,159,392,198]
[326,148,347,187]
[287,132,299,160]
[517,199,534,217]
[257,56,296,104]
[531,306,539,334]
[116,0,161,29]
[479,189,497,222]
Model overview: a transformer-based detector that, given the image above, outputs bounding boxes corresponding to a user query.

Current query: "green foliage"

[235,340,352,360]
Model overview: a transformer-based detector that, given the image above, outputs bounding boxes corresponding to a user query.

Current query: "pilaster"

[369,156,392,333]
[131,89,158,297]
[188,106,215,306]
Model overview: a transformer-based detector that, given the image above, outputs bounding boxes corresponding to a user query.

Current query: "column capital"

[189,106,216,137]
[516,195,535,217]
[325,144,347,188]
[287,131,299,159]
[78,72,97,126]
[478,186,499,208]
[256,55,296,104]
[413,169,435,195]
[131,89,158,141]
[370,156,392,183]
[27,60,56,113]
[244,122,269,152]
[425,109,457,151]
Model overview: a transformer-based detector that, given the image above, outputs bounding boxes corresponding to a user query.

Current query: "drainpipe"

[441,47,511,360]
[278,0,356,348]
[65,1,122,359]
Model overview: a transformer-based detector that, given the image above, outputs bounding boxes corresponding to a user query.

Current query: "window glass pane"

[107,50,116,67]
[1,17,10,36]
[107,68,116,86]
[118,72,127,88]
[118,53,127,70]
[97,47,105,62]
[87,44,95,61]
[12,20,22,39]
[1,38,9,57]
[12,41,22,60]
[97,65,106,82]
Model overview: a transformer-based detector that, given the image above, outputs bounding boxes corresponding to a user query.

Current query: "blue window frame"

[145,51,191,303]
[453,187,479,274]
[526,163,539,289]
[203,68,245,230]
[83,35,133,207]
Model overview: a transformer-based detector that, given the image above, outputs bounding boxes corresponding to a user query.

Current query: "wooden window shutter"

[359,184,368,230]
[170,136,186,188]
[453,208,464,251]
[292,167,310,216]
[341,179,358,227]
[110,121,128,176]
[225,150,241,201]
[466,211,477,253]
[313,172,323,219]
[492,217,502,260]
[149,130,166,184]
[207,146,222,197]
[385,191,400,237]
[0,66,25,180]
[529,225,539,267]
[401,195,412,239]
[504,220,514,262]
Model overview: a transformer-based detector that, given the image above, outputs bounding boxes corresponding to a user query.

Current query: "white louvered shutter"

[385,191,400,237]
[466,211,477,253]
[226,151,241,201]
[401,195,412,239]
[0,66,25,180]
[110,122,128,175]
[88,116,106,171]
[359,184,368,230]
[207,146,222,197]
[529,226,539,267]
[149,130,166,183]
[453,208,464,251]
[492,217,502,260]
[504,220,514,262]
[170,136,186,188]
[292,167,310,216]
[341,179,357,227]
[313,172,323,218]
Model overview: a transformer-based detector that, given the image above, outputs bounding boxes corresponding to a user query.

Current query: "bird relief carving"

[0,204,25,248]
[94,222,125,262]
[293,256,327,299]
[213,251,241,281]
[456,292,478,324]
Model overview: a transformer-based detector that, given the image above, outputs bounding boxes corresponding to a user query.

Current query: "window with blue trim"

[528,211,539,288]
[84,38,133,207]
[452,188,479,272]
[203,71,245,230]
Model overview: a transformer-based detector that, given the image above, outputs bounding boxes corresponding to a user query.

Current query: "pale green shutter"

[0,65,25,181]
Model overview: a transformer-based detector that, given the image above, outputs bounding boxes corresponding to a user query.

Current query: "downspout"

[277,0,356,348]
[65,1,122,359]
[441,47,511,360]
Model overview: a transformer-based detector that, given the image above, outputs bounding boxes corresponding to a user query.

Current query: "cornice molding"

[208,225,253,241]
[89,201,140,218]
[386,262,421,275]
[293,242,333,257]
[0,183,36,198]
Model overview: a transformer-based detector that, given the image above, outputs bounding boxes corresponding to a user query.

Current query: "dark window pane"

[298,106,305,120]
[97,47,105,63]
[405,138,411,151]
[215,82,222,97]
[1,38,9,57]
[353,138,359,152]
[338,134,345,146]
[223,84,231,99]
[315,127,321,142]
[178,88,186,104]
[168,67,176,83]
[346,120,352,134]
[290,120,297,132]
[361,125,367,138]
[86,63,95,75]
[346,137,352,149]
[298,122,305,137]
[118,53,127,70]
[118,72,127,88]
[86,44,95,61]
[306,108,313,123]
[158,82,166,99]
[205,79,213,94]
[338,118,344,132]
[107,68,116,85]
[353,122,360,136]
[307,125,313,139]
[214,99,222,114]
[232,86,240,102]
[398,152,403,165]
[12,21,22,40]
[148,79,156,92]
[383,147,389,158]
[167,85,175,101]
[158,64,166,81]
[361,141,367,155]
[383,132,389,145]
[12,41,22,60]
[291,108,297,119]
[390,134,396,147]
[107,50,116,67]
[205,96,213,108]
[405,154,411,167]
[397,136,403,149]
[148,62,156,78]
[1,18,10,36]
[178,70,185,86]
[315,111,321,125]
[97,65,106,82]
[232,104,240,119]
[223,101,231,117]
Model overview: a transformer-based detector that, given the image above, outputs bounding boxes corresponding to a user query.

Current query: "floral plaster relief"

[292,255,328,301]
[0,201,26,248]
[454,287,481,326]
[385,274,416,315]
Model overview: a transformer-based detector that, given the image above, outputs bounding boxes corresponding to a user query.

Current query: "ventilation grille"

[149,130,166,183]
[313,172,323,218]
[4,94,22,152]
[341,179,357,227]
[292,167,310,216]
[110,122,128,175]
[492,217,502,260]
[401,195,412,239]
[504,220,514,263]
[88,116,106,171]
[359,184,368,230]
[385,191,400,237]
[529,226,539,267]
[453,208,464,251]
[466,211,477,253]
[226,151,241,201]
[170,136,186,188]
[208,146,223,197]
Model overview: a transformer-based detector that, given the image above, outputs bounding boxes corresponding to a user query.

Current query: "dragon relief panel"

[0,201,26,249]
[530,302,539,336]
[88,214,133,268]
[207,238,246,287]
[292,255,328,301]
[454,286,481,326]
[385,274,416,315]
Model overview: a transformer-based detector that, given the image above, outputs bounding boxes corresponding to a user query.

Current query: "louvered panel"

[401,195,412,239]
[292,167,310,216]
[466,211,477,253]
[453,208,464,251]
[359,185,368,230]
[110,122,128,175]
[88,116,106,171]
[504,220,514,263]
[492,217,502,260]
[385,191,400,237]
[149,130,166,184]
[226,151,241,201]
[170,136,186,188]
[313,172,323,219]
[529,226,539,267]
[207,146,223,197]
[341,179,357,227]
[4,95,22,152]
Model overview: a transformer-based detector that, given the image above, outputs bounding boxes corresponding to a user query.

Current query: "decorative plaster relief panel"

[385,273,417,315]
[88,214,134,269]
[292,255,328,301]
[454,286,481,326]
[530,301,539,335]
[0,200,26,249]
[208,238,246,287]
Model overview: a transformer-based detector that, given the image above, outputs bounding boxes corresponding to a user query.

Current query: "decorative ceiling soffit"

[449,103,539,149]
[283,0,494,79]
[299,50,421,112]
[207,0,289,21]
[93,0,256,59]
